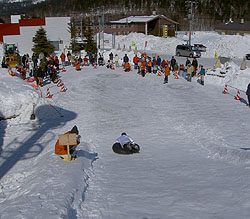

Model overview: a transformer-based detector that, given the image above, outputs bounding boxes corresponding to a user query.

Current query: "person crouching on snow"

[115,133,138,152]
[55,125,81,161]
[124,62,131,72]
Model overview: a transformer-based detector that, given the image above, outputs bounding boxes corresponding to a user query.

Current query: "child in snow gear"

[115,54,119,67]
[112,133,140,154]
[124,62,131,72]
[199,65,205,85]
[186,63,193,82]
[140,60,146,77]
[55,126,81,161]
[98,53,105,66]
[75,59,81,71]
[164,64,170,84]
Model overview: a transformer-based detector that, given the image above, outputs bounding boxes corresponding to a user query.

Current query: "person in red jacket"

[60,52,66,69]
[133,55,139,69]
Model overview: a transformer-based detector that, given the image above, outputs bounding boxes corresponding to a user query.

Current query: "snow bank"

[206,61,250,91]
[111,31,250,59]
[0,70,40,120]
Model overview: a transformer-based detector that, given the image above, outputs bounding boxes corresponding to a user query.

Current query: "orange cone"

[94,63,97,69]
[57,79,62,87]
[174,72,179,79]
[60,84,66,92]
[61,66,66,72]
[234,90,240,100]
[46,88,52,98]
[111,64,115,70]
[157,69,161,76]
[223,85,228,94]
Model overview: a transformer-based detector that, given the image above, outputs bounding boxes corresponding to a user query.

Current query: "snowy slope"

[1,56,250,218]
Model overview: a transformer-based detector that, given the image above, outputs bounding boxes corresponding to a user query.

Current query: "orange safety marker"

[61,66,66,72]
[174,72,179,79]
[157,69,161,76]
[223,85,228,94]
[234,90,240,100]
[60,84,66,92]
[94,63,97,69]
[57,79,62,87]
[46,88,52,98]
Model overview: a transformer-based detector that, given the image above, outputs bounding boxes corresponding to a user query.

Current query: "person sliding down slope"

[112,133,140,154]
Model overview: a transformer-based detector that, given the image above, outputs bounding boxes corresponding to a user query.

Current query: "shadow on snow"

[0,104,77,180]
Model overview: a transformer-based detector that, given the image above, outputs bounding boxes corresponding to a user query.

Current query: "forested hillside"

[1,0,250,30]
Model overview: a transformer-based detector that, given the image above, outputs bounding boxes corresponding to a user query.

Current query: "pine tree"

[83,17,97,56]
[32,27,54,57]
[69,17,81,55]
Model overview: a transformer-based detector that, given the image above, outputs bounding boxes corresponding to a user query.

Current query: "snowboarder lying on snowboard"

[112,133,140,154]
[55,125,81,161]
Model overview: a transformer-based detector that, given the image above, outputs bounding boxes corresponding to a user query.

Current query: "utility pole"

[186,0,196,46]
[102,6,105,51]
[98,15,101,49]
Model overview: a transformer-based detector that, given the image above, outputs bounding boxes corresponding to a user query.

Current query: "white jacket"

[116,135,134,148]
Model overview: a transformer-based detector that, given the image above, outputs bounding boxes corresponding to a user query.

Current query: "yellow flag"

[215,50,218,60]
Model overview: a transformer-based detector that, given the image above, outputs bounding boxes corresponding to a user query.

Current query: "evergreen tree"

[83,17,97,56]
[32,27,54,56]
[69,17,81,54]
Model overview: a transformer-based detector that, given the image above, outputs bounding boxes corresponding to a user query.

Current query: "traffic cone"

[46,88,52,98]
[157,69,161,76]
[234,90,240,100]
[111,64,115,70]
[60,84,66,92]
[61,66,66,72]
[94,63,97,69]
[174,71,179,79]
[57,79,61,87]
[223,85,228,94]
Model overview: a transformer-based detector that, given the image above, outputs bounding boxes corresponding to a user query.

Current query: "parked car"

[176,44,201,58]
[194,44,207,52]
[246,54,250,60]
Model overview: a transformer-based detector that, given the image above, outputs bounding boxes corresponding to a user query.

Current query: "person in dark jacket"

[192,58,198,77]
[156,56,161,66]
[109,52,114,62]
[246,83,250,107]
[34,66,45,87]
[170,56,176,71]
[185,58,191,67]
[123,54,129,64]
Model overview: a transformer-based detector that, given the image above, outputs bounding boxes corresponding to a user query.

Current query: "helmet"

[121,132,127,136]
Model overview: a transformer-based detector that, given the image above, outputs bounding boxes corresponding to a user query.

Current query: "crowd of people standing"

[12,49,206,88]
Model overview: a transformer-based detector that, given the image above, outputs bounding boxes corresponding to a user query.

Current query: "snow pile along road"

[0,69,39,120]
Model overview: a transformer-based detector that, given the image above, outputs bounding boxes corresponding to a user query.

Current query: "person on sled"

[55,126,81,161]
[113,133,139,154]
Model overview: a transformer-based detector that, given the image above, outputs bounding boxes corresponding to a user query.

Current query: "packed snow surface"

[1,31,250,218]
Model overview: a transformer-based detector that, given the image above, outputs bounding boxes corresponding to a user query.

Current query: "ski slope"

[1,61,250,218]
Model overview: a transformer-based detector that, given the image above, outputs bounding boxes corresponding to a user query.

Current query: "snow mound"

[0,70,40,121]
[206,61,250,90]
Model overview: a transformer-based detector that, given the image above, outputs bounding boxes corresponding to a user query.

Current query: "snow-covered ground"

[1,32,250,218]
